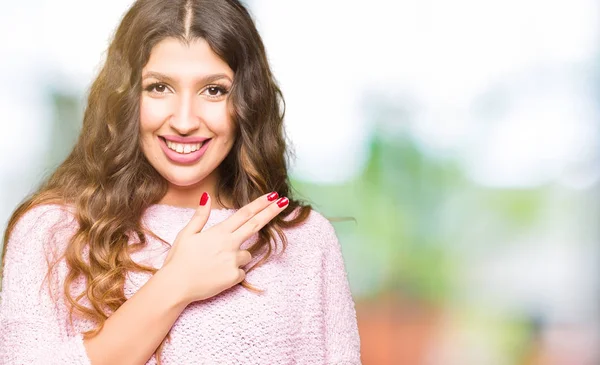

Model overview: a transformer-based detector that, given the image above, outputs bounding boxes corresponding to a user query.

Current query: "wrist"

[154,265,192,309]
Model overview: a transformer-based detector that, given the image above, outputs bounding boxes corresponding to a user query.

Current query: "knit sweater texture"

[0,204,361,364]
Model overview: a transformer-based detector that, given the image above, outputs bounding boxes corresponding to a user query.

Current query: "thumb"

[180,192,212,237]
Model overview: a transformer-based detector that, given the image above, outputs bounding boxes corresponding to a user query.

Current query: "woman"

[0,0,360,364]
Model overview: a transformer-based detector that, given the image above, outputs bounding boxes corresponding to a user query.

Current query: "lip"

[158,136,211,164]
[161,135,211,143]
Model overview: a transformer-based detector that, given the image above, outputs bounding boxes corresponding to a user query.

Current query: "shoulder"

[285,208,339,250]
[10,204,76,235]
[298,209,336,233]
[6,204,78,253]
[2,204,78,301]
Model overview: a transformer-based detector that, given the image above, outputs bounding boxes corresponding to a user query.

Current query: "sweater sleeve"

[0,205,92,365]
[316,213,362,364]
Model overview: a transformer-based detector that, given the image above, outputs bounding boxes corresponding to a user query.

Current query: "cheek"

[140,97,168,132]
[203,102,235,140]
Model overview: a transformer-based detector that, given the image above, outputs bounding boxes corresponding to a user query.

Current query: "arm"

[1,269,187,365]
[319,216,362,364]
[82,267,188,365]
[0,205,91,364]
[0,205,188,365]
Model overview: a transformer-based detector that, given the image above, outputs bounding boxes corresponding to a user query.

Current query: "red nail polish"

[267,192,279,201]
[276,197,289,208]
[199,192,208,206]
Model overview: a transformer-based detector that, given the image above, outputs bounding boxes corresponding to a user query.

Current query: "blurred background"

[1,0,599,364]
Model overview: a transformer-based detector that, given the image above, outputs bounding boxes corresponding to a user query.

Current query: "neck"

[158,171,233,209]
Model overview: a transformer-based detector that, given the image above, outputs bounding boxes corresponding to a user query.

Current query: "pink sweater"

[0,204,361,364]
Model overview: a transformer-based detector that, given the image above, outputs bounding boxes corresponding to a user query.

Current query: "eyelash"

[144,82,230,99]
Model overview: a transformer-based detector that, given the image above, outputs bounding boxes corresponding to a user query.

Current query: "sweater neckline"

[144,203,238,220]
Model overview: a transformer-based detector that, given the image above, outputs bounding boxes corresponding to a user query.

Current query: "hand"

[160,192,289,305]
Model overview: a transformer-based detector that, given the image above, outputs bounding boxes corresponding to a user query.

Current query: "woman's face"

[139,37,236,191]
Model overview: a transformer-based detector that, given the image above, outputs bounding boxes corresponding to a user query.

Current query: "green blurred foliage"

[291,130,547,305]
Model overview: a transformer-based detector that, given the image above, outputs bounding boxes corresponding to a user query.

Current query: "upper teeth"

[166,140,204,154]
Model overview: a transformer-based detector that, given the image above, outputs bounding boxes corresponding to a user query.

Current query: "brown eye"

[145,83,169,93]
[202,85,229,99]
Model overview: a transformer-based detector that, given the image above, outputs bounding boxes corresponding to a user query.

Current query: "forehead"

[143,37,233,78]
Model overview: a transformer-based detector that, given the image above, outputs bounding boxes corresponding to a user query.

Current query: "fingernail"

[199,192,209,206]
[276,197,289,208]
[267,192,279,201]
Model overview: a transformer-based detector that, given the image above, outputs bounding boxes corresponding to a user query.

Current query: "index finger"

[230,196,289,246]
[216,192,280,233]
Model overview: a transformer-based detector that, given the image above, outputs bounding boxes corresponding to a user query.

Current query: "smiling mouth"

[160,137,210,154]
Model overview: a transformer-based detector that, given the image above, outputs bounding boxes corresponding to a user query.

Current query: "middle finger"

[231,196,289,246]
[216,192,280,233]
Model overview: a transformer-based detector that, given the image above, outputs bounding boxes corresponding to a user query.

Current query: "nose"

[169,93,200,135]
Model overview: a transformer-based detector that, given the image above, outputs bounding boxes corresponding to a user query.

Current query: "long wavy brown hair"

[1,0,311,362]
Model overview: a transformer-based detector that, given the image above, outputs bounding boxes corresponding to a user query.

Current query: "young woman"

[0,0,360,364]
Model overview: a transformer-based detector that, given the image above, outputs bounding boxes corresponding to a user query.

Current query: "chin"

[162,171,208,188]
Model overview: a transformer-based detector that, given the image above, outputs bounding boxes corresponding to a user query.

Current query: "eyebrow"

[142,71,233,85]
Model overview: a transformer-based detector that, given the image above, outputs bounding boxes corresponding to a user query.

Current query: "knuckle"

[248,219,262,234]
[228,251,238,263]
[229,268,242,282]
[240,207,255,221]
[237,251,251,266]
[238,251,248,266]
[227,237,239,248]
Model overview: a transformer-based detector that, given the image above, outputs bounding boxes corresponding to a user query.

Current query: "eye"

[202,85,229,99]
[145,83,170,94]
